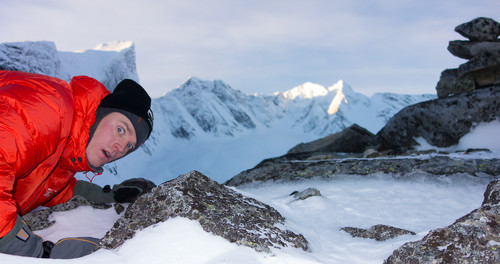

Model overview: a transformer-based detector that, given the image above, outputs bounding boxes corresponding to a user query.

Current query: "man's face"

[86,112,137,167]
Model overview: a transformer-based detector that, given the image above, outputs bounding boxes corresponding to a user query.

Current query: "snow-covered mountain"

[0,40,138,91]
[153,77,434,140]
[0,40,436,184]
[104,77,435,184]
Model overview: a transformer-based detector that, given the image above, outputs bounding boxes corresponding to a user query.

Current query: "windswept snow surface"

[1,121,498,263]
[5,172,491,264]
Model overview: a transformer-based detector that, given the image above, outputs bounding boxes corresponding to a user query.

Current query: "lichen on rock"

[100,170,309,253]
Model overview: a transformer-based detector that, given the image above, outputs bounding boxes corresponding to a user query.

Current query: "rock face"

[0,41,69,80]
[100,171,308,253]
[0,40,139,91]
[225,154,500,186]
[376,86,500,151]
[384,179,500,263]
[287,124,376,154]
[341,225,416,241]
[437,17,500,98]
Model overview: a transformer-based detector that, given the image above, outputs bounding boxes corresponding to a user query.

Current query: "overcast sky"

[1,0,498,98]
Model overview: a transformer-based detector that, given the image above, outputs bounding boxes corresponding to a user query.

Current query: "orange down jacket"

[0,70,110,237]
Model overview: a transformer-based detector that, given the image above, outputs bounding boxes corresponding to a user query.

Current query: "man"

[0,70,154,258]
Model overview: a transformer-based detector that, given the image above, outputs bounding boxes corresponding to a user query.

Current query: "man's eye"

[117,127,124,134]
[127,143,134,150]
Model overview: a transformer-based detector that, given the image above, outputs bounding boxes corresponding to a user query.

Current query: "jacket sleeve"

[0,103,41,237]
[0,71,74,237]
[0,151,18,238]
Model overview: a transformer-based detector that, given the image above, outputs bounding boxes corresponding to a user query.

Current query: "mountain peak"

[283,82,328,100]
[92,41,134,52]
[327,80,345,91]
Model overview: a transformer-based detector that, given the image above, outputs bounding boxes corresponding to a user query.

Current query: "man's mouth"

[103,150,111,160]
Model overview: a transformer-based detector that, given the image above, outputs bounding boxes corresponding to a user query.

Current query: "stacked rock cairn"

[436,17,500,98]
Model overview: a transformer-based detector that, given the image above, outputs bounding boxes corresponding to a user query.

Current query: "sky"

[1,0,499,98]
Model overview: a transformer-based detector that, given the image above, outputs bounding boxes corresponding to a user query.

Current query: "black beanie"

[93,79,153,148]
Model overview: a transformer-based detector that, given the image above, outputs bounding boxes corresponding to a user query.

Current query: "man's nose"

[114,141,126,154]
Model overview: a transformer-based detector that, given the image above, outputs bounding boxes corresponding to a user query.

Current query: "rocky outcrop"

[384,179,500,263]
[287,124,376,154]
[437,17,500,98]
[0,41,69,80]
[100,171,308,253]
[376,86,500,151]
[225,154,500,186]
[341,225,416,241]
[0,40,139,91]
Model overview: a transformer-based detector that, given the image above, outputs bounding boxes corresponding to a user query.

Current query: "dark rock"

[290,188,321,200]
[376,86,500,151]
[458,50,500,87]
[465,148,492,154]
[100,171,309,253]
[288,124,376,154]
[455,17,500,41]
[22,195,113,231]
[448,40,500,60]
[437,18,500,98]
[483,179,500,206]
[435,68,476,98]
[225,155,500,186]
[341,225,416,241]
[384,179,500,263]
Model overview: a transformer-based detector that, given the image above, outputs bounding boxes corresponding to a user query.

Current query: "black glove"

[111,178,157,203]
[0,215,44,258]
[74,178,156,204]
[74,181,115,203]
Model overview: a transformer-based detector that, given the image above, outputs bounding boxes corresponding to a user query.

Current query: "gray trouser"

[0,215,100,259]
[0,215,44,257]
[49,237,100,259]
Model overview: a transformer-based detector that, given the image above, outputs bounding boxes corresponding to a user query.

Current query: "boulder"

[384,179,500,263]
[100,171,309,253]
[341,225,416,241]
[448,40,500,60]
[458,50,500,87]
[435,68,475,98]
[376,86,500,151]
[455,17,500,41]
[287,124,376,154]
[290,188,321,200]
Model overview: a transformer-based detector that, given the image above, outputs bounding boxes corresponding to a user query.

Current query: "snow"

[283,82,328,99]
[415,120,500,152]
[1,120,499,263]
